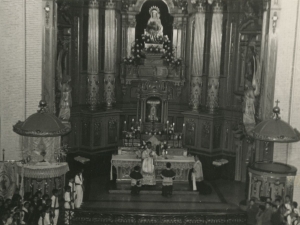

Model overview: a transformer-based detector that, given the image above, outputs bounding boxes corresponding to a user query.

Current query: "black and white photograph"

[0,0,300,224]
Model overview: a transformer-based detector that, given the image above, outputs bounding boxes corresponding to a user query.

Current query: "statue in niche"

[145,6,164,43]
[147,100,160,122]
[57,44,72,121]
[243,41,261,134]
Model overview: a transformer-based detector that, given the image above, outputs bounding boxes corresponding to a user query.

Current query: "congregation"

[247,195,300,225]
[0,169,84,225]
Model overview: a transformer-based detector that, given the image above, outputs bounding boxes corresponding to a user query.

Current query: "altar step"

[109,181,200,195]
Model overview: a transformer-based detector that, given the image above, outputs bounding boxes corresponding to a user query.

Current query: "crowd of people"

[247,195,300,225]
[0,169,84,225]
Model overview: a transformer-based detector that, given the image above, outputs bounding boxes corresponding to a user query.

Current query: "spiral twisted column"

[87,0,100,111]
[104,1,117,109]
[190,2,206,111]
[206,0,223,113]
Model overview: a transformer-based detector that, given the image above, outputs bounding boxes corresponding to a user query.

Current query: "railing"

[63,209,247,225]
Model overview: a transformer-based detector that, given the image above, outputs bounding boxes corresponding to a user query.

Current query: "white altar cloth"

[111,155,194,181]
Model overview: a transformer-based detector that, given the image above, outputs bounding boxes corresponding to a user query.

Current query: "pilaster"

[189,1,206,111]
[206,0,223,113]
[87,0,100,111]
[104,0,117,109]
[42,0,57,113]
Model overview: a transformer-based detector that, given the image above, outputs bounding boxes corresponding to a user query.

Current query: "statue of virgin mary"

[146,6,164,43]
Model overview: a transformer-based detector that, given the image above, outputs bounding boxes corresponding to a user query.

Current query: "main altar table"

[111,155,194,182]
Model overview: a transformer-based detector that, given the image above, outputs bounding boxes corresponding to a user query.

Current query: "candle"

[132,119,134,122]
[167,121,169,124]
[123,121,127,132]
[2,149,5,161]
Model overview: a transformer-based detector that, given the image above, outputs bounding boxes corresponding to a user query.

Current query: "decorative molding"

[206,78,220,113]
[89,0,99,8]
[44,2,51,26]
[191,0,206,13]
[93,119,102,146]
[121,0,138,11]
[104,74,116,109]
[86,75,100,111]
[211,0,223,13]
[272,12,278,33]
[190,76,202,111]
[105,0,116,9]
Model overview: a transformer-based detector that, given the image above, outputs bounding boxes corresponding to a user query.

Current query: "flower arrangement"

[162,40,182,67]
[122,39,145,65]
[142,34,169,44]
[144,45,165,54]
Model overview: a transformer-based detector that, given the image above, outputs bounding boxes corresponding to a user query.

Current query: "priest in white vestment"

[141,142,157,185]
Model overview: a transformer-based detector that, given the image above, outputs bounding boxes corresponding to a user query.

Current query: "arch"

[135,0,175,14]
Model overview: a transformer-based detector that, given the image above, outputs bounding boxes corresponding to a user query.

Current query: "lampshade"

[13,100,71,137]
[252,104,300,143]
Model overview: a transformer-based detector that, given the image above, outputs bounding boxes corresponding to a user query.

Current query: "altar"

[111,154,194,182]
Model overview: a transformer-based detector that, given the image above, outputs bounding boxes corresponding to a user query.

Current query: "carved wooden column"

[104,0,117,109]
[206,0,223,113]
[173,15,188,82]
[190,1,206,111]
[42,0,57,113]
[87,0,100,111]
[122,14,136,58]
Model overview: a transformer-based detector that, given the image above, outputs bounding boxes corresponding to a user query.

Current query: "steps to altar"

[109,180,199,195]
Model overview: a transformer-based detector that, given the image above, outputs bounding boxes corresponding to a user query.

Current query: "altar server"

[192,155,203,194]
[161,162,176,197]
[68,177,76,209]
[75,169,84,209]
[64,186,74,224]
[51,189,59,225]
[129,166,143,196]
[38,206,52,225]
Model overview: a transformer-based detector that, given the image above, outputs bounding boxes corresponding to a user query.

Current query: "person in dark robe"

[256,204,265,225]
[161,162,176,197]
[262,201,273,225]
[247,198,259,225]
[21,201,30,224]
[0,213,8,225]
[270,203,282,225]
[27,205,38,225]
[129,166,143,196]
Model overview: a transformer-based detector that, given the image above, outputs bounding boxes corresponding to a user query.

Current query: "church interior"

[1,0,300,224]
